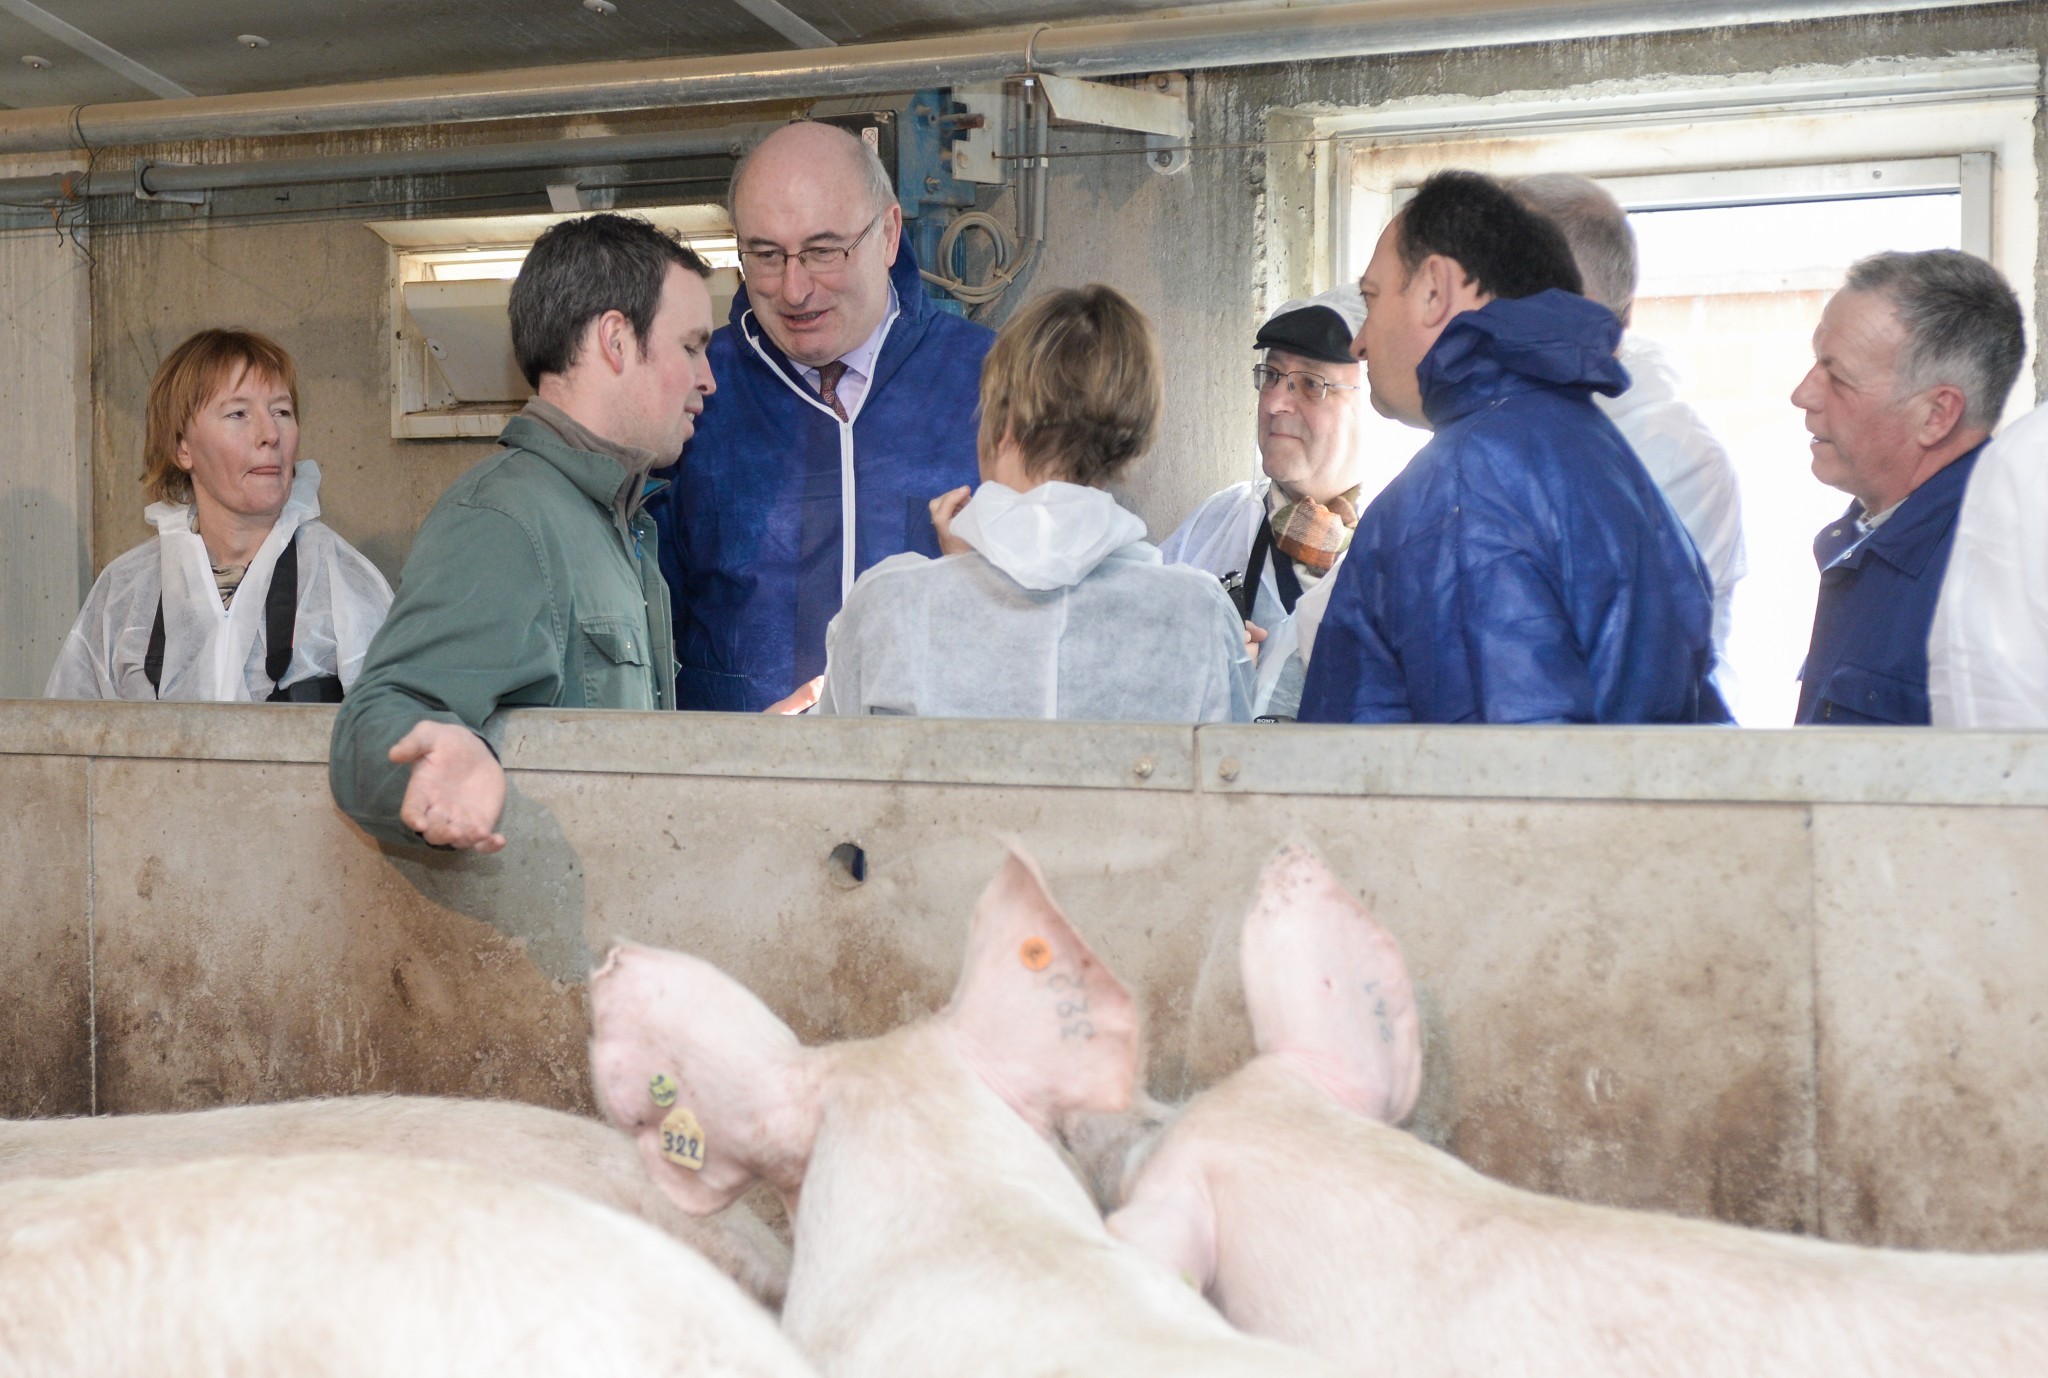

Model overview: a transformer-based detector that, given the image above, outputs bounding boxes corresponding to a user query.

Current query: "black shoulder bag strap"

[1241,519,1303,622]
[143,600,167,697]
[263,531,300,694]
[264,532,348,703]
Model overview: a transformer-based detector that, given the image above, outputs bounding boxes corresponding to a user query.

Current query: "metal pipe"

[0,121,785,204]
[1030,80,1048,248]
[0,0,2008,156]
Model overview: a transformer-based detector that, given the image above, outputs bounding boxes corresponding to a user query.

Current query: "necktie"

[816,360,850,422]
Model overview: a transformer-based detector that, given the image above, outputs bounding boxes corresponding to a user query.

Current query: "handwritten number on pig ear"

[1041,962,1096,1039]
[1365,980,1394,1045]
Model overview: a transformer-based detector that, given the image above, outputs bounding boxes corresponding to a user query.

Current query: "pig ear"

[1107,1164,1219,1295]
[940,845,1139,1135]
[589,942,820,1216]
[1241,844,1422,1124]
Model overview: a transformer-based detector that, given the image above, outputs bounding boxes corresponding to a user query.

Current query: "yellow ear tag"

[1020,937,1052,971]
[648,1072,678,1108]
[659,1106,706,1171]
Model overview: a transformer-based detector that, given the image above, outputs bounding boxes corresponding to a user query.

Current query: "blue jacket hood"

[1420,290,1629,427]
[1299,286,1723,728]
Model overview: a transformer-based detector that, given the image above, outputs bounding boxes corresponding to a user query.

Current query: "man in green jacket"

[330,214,715,851]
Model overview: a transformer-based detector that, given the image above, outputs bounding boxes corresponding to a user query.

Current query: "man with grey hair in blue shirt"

[1789,248,2024,724]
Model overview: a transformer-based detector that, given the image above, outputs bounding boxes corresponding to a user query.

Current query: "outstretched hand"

[390,720,508,853]
[765,676,824,715]
[929,486,973,556]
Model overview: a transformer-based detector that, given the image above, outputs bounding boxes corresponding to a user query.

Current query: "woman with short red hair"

[46,328,391,701]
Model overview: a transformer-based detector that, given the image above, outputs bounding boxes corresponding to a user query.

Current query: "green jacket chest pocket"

[576,616,653,709]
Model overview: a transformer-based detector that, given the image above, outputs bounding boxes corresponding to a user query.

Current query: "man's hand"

[1245,620,1268,666]
[929,486,973,556]
[765,676,824,715]
[389,721,508,853]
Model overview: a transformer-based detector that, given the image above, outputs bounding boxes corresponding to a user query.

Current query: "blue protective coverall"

[1795,441,1982,725]
[648,233,993,711]
[1299,289,1726,725]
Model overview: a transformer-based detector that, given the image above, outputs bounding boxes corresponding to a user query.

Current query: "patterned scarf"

[1269,486,1361,574]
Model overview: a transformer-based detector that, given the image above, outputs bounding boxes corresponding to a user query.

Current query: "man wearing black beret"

[1160,286,1373,716]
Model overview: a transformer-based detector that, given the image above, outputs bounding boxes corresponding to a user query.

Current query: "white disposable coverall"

[815,480,1255,722]
[45,461,393,702]
[1158,477,1344,716]
[1929,401,2048,727]
[1595,334,1747,662]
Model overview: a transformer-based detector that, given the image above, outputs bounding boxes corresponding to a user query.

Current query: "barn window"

[366,206,739,440]
[1283,54,2037,725]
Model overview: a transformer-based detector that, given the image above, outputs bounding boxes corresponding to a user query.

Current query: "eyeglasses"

[1252,363,1360,403]
[738,210,886,279]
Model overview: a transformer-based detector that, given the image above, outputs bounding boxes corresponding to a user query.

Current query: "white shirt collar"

[1858,498,1904,533]
[797,283,900,393]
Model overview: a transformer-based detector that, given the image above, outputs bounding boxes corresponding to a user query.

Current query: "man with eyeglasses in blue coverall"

[646,119,995,713]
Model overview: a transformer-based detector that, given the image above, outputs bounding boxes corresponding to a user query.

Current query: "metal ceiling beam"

[0,0,192,99]
[727,0,837,49]
[0,121,788,204]
[0,0,2013,155]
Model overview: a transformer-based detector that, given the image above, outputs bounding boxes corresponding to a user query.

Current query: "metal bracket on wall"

[1036,72,1190,176]
[948,83,1010,186]
[133,158,206,205]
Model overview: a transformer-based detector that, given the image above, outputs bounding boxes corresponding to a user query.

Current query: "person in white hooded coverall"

[1514,174,1746,668]
[812,284,1253,722]
[45,328,391,702]
[1928,399,2048,727]
[1158,286,1375,718]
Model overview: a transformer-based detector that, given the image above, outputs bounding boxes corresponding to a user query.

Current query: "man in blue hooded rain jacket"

[648,119,994,712]
[1300,170,1726,725]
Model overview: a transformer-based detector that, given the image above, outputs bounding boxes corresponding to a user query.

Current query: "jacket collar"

[499,413,666,515]
[1418,290,1629,428]
[1812,440,1984,578]
[731,228,934,399]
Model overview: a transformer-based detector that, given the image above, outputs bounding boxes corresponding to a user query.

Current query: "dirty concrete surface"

[89,758,593,1115]
[0,756,91,1117]
[7,704,2048,1251]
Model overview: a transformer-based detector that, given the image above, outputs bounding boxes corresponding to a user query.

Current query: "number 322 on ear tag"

[659,1106,706,1171]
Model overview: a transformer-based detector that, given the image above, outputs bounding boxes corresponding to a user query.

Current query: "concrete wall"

[62,7,2048,614]
[8,700,2048,1253]
[87,215,496,590]
[0,225,92,698]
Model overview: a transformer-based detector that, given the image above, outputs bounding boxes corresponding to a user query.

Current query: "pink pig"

[1107,844,2048,1377]
[0,1151,816,1377]
[0,1094,789,1308]
[589,847,1345,1378]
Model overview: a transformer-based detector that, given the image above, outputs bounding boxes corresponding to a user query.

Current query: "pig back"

[0,1152,816,1378]
[1134,1059,2048,1378]
[0,1095,790,1307]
